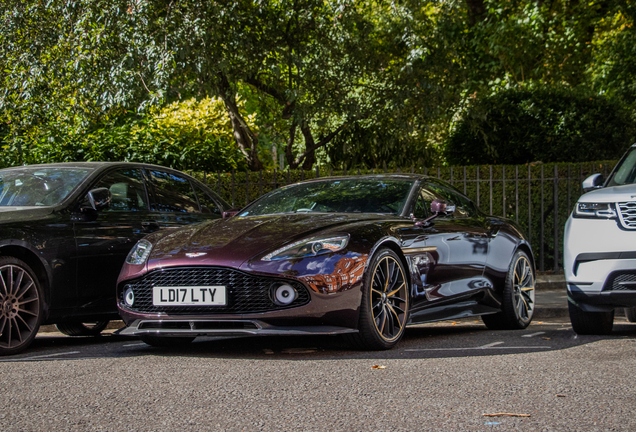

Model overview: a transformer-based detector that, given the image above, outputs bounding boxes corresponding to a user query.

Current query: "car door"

[73,167,153,315]
[144,168,224,229]
[408,182,491,318]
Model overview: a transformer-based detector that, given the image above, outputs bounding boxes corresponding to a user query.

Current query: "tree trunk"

[218,74,263,171]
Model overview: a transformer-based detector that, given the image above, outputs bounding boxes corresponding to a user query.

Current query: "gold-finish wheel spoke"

[387,283,405,297]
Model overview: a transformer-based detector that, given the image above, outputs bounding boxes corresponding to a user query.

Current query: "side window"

[413,188,438,218]
[148,170,200,213]
[193,183,222,215]
[92,169,148,212]
[426,182,476,218]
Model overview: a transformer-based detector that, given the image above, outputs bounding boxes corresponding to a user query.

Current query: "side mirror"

[222,209,240,219]
[86,188,111,211]
[415,199,450,226]
[582,173,604,193]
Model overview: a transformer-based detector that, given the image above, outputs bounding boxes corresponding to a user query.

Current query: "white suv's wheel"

[568,301,614,335]
[625,307,636,323]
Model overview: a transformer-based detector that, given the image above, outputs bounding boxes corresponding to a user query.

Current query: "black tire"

[55,321,109,336]
[347,248,409,350]
[0,256,44,356]
[568,301,614,335]
[625,307,636,323]
[140,335,195,347]
[482,250,535,330]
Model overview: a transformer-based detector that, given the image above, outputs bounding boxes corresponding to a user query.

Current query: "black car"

[0,162,230,355]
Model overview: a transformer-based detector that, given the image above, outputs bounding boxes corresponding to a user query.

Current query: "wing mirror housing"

[84,187,111,212]
[414,199,451,226]
[223,209,240,219]
[582,173,604,193]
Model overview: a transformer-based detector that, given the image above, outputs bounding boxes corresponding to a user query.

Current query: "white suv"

[564,144,636,334]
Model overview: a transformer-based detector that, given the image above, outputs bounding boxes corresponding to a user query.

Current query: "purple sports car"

[117,175,535,350]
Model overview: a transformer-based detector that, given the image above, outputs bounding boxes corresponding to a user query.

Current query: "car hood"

[0,206,55,224]
[146,212,390,269]
[580,184,636,203]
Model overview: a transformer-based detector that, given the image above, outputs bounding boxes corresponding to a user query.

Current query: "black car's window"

[425,182,477,218]
[0,167,92,206]
[93,169,148,212]
[193,183,222,215]
[148,170,199,213]
[240,179,415,216]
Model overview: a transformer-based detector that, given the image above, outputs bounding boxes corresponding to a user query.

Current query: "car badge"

[185,252,207,258]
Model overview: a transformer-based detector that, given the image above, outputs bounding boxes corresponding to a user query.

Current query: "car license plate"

[152,286,226,306]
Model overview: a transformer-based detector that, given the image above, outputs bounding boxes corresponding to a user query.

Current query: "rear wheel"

[482,251,535,330]
[55,321,109,336]
[140,335,195,347]
[348,248,409,350]
[0,257,43,356]
[568,302,614,335]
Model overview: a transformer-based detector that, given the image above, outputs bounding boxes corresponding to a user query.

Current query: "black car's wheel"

[55,321,110,336]
[349,248,409,350]
[140,335,195,347]
[482,251,535,330]
[625,307,636,323]
[568,302,614,335]
[0,257,43,356]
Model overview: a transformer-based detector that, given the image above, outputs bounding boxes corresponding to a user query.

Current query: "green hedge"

[445,86,636,165]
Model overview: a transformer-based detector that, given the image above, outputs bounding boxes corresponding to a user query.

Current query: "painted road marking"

[405,343,550,352]
[0,351,81,362]
[122,343,147,347]
[522,332,546,338]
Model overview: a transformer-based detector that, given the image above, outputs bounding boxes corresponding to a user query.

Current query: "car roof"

[0,161,177,171]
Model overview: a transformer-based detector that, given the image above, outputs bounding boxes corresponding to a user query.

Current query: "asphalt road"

[2,317,635,431]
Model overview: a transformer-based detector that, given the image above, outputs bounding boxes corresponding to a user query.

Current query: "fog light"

[124,286,135,307]
[272,284,297,306]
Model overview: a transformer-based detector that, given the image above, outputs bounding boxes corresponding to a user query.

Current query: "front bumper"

[568,286,636,312]
[117,318,357,338]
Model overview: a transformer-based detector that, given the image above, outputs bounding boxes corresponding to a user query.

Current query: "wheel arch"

[0,244,51,306]
[368,237,412,291]
[514,242,536,276]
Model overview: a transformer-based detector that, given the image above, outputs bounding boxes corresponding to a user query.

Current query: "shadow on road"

[6,318,634,363]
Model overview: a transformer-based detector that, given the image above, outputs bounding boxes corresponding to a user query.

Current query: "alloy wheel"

[0,264,41,352]
[370,255,408,341]
[512,255,534,323]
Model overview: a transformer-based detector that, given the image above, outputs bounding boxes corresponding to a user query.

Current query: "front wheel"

[348,248,409,350]
[568,302,614,335]
[482,250,535,330]
[0,257,44,356]
[55,321,109,336]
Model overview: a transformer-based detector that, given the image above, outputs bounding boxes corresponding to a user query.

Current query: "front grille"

[121,267,310,314]
[617,202,636,229]
[603,271,636,291]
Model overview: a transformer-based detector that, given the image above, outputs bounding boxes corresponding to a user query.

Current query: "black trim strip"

[574,251,636,275]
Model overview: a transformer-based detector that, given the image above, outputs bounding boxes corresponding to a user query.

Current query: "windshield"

[240,178,415,216]
[606,147,636,187]
[0,167,93,206]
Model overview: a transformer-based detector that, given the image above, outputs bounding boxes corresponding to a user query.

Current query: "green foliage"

[445,86,636,165]
[0,98,248,171]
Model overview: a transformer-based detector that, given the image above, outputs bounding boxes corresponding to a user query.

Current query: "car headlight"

[262,235,350,261]
[573,202,617,219]
[125,239,153,265]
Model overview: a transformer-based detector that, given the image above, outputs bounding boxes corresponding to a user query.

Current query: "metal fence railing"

[192,161,618,274]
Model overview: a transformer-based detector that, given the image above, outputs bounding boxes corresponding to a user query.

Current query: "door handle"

[141,221,160,232]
